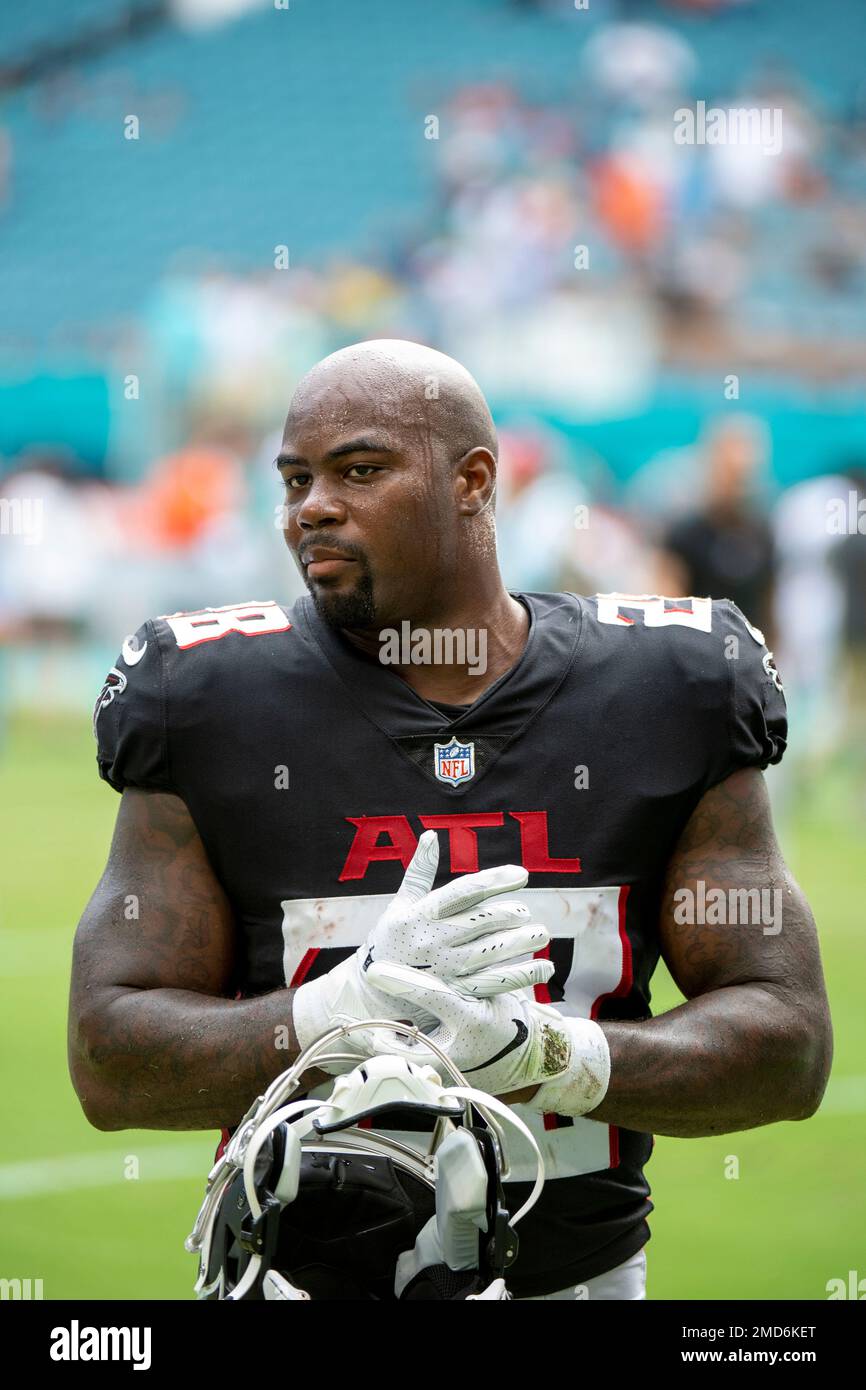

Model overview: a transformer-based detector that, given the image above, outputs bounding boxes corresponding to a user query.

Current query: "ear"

[454,447,496,516]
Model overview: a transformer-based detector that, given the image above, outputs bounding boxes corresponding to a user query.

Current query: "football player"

[69,339,833,1300]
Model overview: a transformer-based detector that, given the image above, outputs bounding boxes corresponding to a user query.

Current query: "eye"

[345,464,382,479]
[283,474,309,490]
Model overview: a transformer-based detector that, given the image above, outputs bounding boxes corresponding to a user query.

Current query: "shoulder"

[144,598,303,692]
[575,591,765,663]
[152,598,294,657]
[94,599,300,793]
[573,592,786,774]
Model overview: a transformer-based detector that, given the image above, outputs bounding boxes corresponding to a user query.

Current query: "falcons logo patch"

[92,667,127,734]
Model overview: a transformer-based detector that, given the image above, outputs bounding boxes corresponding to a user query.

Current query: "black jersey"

[94,590,786,1297]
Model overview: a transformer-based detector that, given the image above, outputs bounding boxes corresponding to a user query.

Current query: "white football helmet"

[186,1019,545,1301]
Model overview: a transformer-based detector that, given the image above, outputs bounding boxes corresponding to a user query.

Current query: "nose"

[295,477,348,531]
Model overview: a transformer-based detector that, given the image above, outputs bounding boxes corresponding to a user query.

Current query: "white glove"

[365,961,575,1097]
[365,829,552,987]
[521,1013,611,1116]
[293,831,554,1068]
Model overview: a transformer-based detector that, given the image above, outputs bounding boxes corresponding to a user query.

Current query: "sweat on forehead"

[286,339,498,457]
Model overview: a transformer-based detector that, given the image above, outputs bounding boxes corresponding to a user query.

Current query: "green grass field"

[1,713,863,1300]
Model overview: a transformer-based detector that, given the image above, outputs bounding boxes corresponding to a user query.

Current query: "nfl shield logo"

[434,738,476,786]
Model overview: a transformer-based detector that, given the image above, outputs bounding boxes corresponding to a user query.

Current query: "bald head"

[287,338,498,464]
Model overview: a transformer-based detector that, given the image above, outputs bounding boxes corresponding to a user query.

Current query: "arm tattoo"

[68,790,327,1131]
[582,769,833,1136]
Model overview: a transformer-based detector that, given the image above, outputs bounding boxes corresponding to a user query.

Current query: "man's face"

[708,425,763,508]
[277,379,456,630]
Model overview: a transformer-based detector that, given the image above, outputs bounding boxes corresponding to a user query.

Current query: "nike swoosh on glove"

[364,961,575,1097]
[292,831,554,1073]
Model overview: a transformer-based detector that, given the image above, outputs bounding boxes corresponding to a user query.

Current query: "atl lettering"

[340,810,582,880]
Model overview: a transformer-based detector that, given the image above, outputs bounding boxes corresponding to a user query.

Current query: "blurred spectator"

[493,425,583,591]
[0,450,113,640]
[771,473,848,802]
[580,23,697,109]
[655,415,776,634]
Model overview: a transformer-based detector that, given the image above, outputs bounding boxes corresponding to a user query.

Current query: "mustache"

[298,538,367,566]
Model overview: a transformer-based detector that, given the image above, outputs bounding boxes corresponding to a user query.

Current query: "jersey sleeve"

[93,619,175,794]
[709,600,787,786]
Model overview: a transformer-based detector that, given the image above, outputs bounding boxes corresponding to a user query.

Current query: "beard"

[306,564,376,631]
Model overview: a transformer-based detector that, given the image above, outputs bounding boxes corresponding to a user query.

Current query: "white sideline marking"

[0,1141,213,1199]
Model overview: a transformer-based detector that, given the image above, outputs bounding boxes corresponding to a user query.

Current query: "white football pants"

[519,1247,647,1300]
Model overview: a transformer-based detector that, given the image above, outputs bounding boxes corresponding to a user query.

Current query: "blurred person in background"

[492,424,585,591]
[768,472,849,819]
[655,414,776,637]
[0,449,120,725]
[563,501,660,600]
[127,408,268,617]
[0,450,89,644]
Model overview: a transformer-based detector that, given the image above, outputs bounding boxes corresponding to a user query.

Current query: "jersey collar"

[289,589,583,741]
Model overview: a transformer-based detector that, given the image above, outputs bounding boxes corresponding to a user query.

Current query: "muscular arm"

[509,768,833,1135]
[68,789,325,1132]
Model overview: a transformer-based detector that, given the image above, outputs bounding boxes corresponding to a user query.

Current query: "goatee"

[308,570,376,631]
